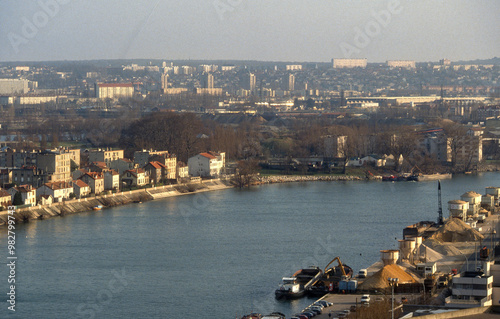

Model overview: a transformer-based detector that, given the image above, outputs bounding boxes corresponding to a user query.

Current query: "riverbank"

[256,174,369,184]
[0,180,232,226]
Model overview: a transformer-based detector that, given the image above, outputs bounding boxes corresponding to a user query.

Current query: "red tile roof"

[0,188,10,197]
[147,161,167,169]
[199,152,216,159]
[84,172,104,180]
[43,181,72,190]
[72,180,89,188]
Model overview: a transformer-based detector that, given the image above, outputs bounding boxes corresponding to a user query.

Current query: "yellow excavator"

[324,256,351,279]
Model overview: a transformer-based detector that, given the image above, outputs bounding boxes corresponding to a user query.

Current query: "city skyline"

[0,0,499,63]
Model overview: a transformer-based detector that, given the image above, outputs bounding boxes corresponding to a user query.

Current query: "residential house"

[103,170,120,190]
[360,155,385,167]
[176,162,189,179]
[144,161,167,185]
[72,180,91,198]
[447,136,483,166]
[11,166,47,187]
[134,150,177,179]
[134,150,169,167]
[0,188,11,207]
[36,181,73,202]
[80,172,105,195]
[187,151,226,178]
[66,148,81,168]
[150,154,176,179]
[110,158,134,174]
[348,155,385,167]
[36,151,71,182]
[0,168,12,186]
[89,149,124,165]
[121,168,148,187]
[38,195,53,206]
[324,135,347,158]
[8,185,36,206]
[0,148,36,168]
[72,168,89,180]
[88,161,108,172]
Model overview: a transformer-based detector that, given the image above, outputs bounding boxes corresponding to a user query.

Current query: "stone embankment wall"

[256,175,369,184]
[0,180,231,226]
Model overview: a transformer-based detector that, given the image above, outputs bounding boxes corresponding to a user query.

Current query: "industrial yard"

[251,185,500,319]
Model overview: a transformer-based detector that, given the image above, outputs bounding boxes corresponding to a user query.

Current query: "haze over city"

[1,0,499,62]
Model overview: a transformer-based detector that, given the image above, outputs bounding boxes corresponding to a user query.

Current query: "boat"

[241,313,262,319]
[382,175,397,182]
[417,173,452,181]
[93,205,103,211]
[261,312,285,319]
[306,257,353,296]
[275,266,322,299]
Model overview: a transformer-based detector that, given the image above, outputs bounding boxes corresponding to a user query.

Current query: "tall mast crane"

[437,180,443,225]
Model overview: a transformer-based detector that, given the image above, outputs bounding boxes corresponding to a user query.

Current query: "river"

[1,173,499,318]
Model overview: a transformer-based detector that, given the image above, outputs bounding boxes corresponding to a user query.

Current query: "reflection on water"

[0,172,499,318]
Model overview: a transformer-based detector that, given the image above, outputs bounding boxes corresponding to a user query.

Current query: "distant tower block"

[161,74,168,93]
[333,58,367,68]
[249,73,256,92]
[202,73,214,89]
[288,74,295,91]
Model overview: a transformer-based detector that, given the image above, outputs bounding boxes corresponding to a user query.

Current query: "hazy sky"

[1,0,499,63]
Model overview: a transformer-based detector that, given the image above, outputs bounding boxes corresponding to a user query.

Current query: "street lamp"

[388,277,399,319]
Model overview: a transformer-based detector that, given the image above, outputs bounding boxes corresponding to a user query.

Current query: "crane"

[324,256,347,277]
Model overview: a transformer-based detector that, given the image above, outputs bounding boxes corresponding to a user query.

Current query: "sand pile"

[429,218,484,242]
[358,264,417,290]
[416,244,445,262]
[421,239,463,257]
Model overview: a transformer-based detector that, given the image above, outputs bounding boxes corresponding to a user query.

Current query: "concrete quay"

[0,180,232,225]
[299,211,500,318]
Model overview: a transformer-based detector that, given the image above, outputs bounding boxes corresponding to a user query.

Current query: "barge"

[306,257,353,296]
[275,266,322,299]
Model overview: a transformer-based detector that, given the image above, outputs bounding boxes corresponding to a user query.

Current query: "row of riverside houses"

[0,147,226,208]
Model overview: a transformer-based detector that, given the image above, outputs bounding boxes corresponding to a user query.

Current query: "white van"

[358,269,367,278]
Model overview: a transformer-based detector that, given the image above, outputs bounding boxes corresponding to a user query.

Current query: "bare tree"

[230,159,259,188]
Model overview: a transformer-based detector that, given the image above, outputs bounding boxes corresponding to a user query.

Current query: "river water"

[1,173,499,318]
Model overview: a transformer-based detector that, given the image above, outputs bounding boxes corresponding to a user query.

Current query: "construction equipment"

[324,257,347,277]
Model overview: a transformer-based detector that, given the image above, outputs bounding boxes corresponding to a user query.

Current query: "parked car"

[309,306,323,314]
[361,294,370,304]
[312,303,324,310]
[315,300,330,308]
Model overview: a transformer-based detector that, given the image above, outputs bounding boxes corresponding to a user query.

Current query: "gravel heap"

[358,264,417,291]
[428,218,484,242]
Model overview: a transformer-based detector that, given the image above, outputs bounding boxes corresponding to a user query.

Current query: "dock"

[294,196,500,318]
